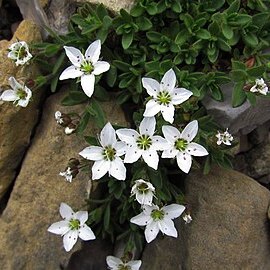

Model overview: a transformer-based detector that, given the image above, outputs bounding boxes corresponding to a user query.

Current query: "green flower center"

[103,146,116,161]
[17,46,28,59]
[136,134,152,150]
[151,209,165,221]
[118,265,131,270]
[157,90,171,105]
[69,218,80,230]
[80,60,94,74]
[17,88,27,100]
[137,182,149,194]
[174,138,188,151]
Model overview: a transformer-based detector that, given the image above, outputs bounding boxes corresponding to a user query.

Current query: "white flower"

[250,78,268,95]
[130,204,185,243]
[216,128,233,145]
[131,179,155,206]
[59,167,73,182]
[79,122,126,180]
[106,256,142,270]
[116,117,168,170]
[0,77,32,107]
[48,203,95,252]
[65,126,76,135]
[59,40,110,98]
[142,69,193,123]
[55,111,64,124]
[182,213,192,224]
[7,41,32,66]
[162,120,208,173]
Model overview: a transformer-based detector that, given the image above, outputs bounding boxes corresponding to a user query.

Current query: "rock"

[244,139,270,179]
[0,89,128,270]
[248,121,270,146]
[75,0,135,12]
[268,206,270,220]
[0,20,44,200]
[66,240,113,270]
[142,167,270,270]
[202,83,270,135]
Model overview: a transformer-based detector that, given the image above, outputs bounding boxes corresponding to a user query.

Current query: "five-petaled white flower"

[131,179,155,206]
[116,117,169,170]
[162,120,208,173]
[216,128,233,146]
[0,77,32,107]
[7,41,32,66]
[142,69,193,124]
[250,78,268,95]
[48,203,95,252]
[106,256,142,270]
[130,204,185,243]
[79,122,126,180]
[55,111,64,124]
[59,167,73,182]
[59,40,110,98]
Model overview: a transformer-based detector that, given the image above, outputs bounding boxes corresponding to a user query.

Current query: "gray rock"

[248,122,270,146]
[0,89,128,270]
[202,83,270,135]
[142,167,270,270]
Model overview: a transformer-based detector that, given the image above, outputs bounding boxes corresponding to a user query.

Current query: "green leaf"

[116,91,131,104]
[93,85,110,101]
[229,14,251,26]
[103,203,111,231]
[247,65,266,77]
[196,29,211,40]
[50,75,59,93]
[76,112,91,134]
[105,65,117,87]
[52,53,65,75]
[122,32,133,49]
[231,60,246,70]
[172,1,182,13]
[246,92,256,106]
[222,24,233,39]
[232,82,246,107]
[203,156,211,174]
[147,3,158,15]
[231,69,247,81]
[113,60,130,72]
[61,91,89,106]
[210,84,224,101]
[130,5,144,17]
[146,31,163,42]
[84,136,99,145]
[86,99,106,128]
[225,0,240,14]
[136,17,152,31]
[175,29,190,45]
[242,32,258,47]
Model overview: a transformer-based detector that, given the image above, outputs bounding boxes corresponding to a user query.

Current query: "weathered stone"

[202,83,270,135]
[0,89,127,270]
[142,167,270,270]
[245,139,270,179]
[248,121,270,146]
[0,20,44,199]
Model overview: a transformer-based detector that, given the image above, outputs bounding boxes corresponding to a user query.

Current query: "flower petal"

[142,77,160,98]
[145,220,160,243]
[78,224,96,241]
[100,122,116,147]
[186,142,208,156]
[130,212,151,226]
[124,146,142,163]
[60,203,74,219]
[81,74,95,98]
[106,256,123,269]
[161,148,178,158]
[47,220,70,235]
[181,120,198,142]
[75,211,88,225]
[160,69,176,93]
[114,141,126,156]
[126,260,142,270]
[63,230,78,252]
[176,152,192,173]
[171,87,193,105]
[109,157,126,180]
[116,128,139,145]
[79,146,103,161]
[143,99,161,117]
[161,104,175,124]
[159,218,177,238]
[92,160,110,180]
[0,90,17,101]
[84,40,101,64]
[142,149,159,170]
[59,66,83,80]
[152,135,170,151]
[162,204,185,219]
[139,117,156,136]
[93,61,110,75]
[136,192,154,206]
[162,125,180,143]
[8,76,22,90]
[64,46,83,67]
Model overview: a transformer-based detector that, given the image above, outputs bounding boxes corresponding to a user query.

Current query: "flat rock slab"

[142,167,270,270]
[0,89,127,270]
[202,83,270,135]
